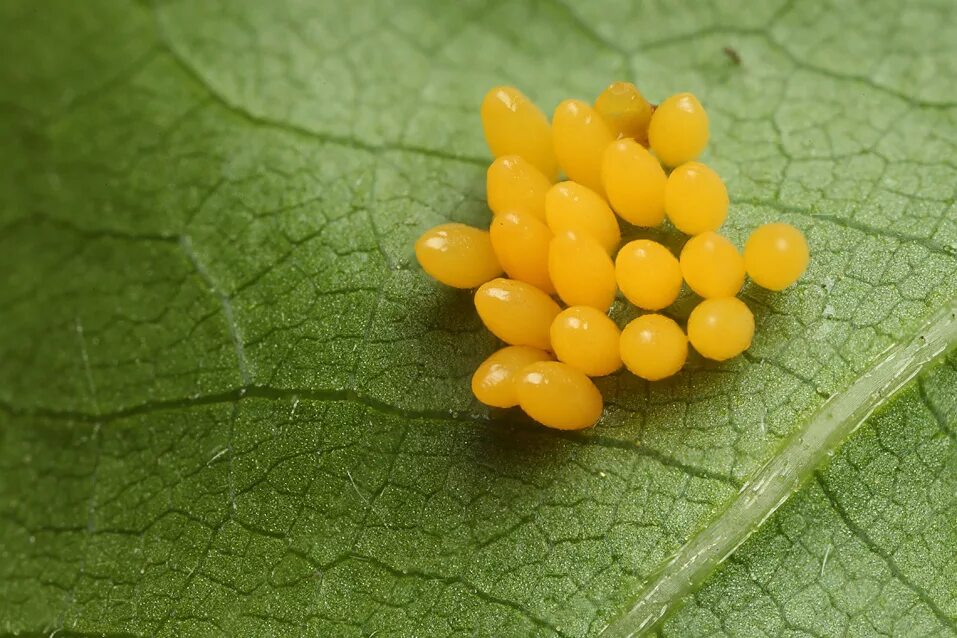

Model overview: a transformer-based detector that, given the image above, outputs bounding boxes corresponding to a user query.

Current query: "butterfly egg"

[415,223,502,288]
[601,138,667,227]
[516,361,603,430]
[687,297,754,361]
[619,314,688,381]
[471,345,552,408]
[481,86,558,179]
[486,155,552,221]
[679,231,745,298]
[552,99,615,195]
[594,81,653,144]
[550,306,623,377]
[665,162,728,235]
[744,223,809,291]
[474,278,561,350]
[489,210,555,294]
[548,230,617,312]
[615,239,683,310]
[544,181,621,254]
[648,92,709,167]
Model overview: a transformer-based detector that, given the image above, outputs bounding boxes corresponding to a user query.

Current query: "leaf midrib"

[599,296,957,637]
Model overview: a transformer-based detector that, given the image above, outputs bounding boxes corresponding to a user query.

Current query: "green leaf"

[0,1,955,636]
[660,354,957,638]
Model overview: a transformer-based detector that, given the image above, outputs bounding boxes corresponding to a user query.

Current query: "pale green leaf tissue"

[1,1,955,636]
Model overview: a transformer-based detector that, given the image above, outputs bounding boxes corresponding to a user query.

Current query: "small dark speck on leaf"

[723,46,741,65]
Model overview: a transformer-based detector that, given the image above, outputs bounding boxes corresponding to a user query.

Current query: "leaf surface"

[0,1,955,636]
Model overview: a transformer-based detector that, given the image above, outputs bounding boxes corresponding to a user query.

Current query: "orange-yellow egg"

[647,92,709,167]
[481,86,557,178]
[594,81,653,144]
[549,231,617,311]
[486,155,552,221]
[552,99,615,195]
[471,345,552,408]
[687,297,754,361]
[415,223,502,288]
[744,223,810,290]
[544,181,621,254]
[516,361,603,430]
[665,162,728,235]
[679,231,745,298]
[550,306,622,376]
[601,138,667,227]
[489,210,554,293]
[615,240,683,310]
[619,314,688,381]
[474,278,561,350]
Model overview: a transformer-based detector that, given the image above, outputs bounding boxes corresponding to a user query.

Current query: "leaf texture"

[1,0,956,636]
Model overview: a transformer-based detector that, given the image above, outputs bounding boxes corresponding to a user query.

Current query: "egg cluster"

[415,82,809,430]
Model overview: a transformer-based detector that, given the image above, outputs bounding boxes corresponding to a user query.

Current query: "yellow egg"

[601,138,667,227]
[594,81,653,144]
[687,297,754,361]
[474,278,561,350]
[648,92,709,167]
[471,345,553,408]
[679,231,745,298]
[516,361,603,430]
[619,314,688,381]
[549,231,617,311]
[552,99,615,195]
[415,223,502,288]
[550,306,622,377]
[486,155,552,221]
[544,181,621,254]
[489,210,555,293]
[665,162,728,235]
[481,86,558,178]
[615,239,682,310]
[744,223,810,291]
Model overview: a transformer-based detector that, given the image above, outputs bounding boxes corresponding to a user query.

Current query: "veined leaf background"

[2,0,956,636]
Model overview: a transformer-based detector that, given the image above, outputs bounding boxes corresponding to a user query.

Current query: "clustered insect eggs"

[414,81,810,431]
